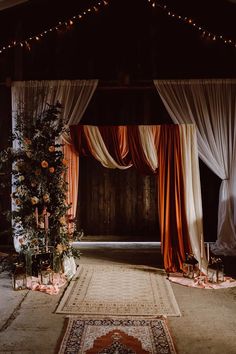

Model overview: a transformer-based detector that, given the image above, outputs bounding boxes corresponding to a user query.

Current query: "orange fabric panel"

[117,126,129,159]
[157,125,192,272]
[63,143,79,220]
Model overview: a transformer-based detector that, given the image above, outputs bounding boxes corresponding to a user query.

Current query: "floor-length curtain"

[178,124,208,272]
[11,80,98,249]
[154,79,236,256]
[157,125,192,272]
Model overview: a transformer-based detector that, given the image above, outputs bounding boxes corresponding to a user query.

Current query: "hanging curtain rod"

[97,85,155,91]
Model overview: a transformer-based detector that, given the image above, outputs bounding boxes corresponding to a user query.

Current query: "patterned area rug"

[56,264,180,316]
[58,317,177,354]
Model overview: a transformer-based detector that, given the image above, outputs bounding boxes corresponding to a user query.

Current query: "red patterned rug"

[58,317,177,354]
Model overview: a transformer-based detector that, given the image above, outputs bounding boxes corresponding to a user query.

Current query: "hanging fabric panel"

[157,125,192,272]
[178,124,208,273]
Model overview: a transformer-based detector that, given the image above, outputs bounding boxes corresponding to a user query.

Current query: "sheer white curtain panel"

[179,124,208,272]
[11,79,98,251]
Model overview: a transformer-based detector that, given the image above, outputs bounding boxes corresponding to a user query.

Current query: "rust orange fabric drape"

[69,124,192,272]
[157,125,192,272]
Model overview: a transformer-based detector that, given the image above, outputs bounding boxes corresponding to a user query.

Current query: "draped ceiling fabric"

[154,79,236,256]
[70,124,207,273]
[11,79,98,249]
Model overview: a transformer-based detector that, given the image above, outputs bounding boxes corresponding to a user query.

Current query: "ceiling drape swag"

[11,80,98,248]
[127,126,156,175]
[70,124,197,272]
[154,79,236,256]
[83,126,132,169]
[138,126,159,173]
[98,126,131,166]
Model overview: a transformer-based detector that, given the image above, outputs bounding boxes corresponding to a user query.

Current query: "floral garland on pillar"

[0,102,80,263]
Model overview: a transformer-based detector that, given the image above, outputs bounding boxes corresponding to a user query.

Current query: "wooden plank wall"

[77,156,160,241]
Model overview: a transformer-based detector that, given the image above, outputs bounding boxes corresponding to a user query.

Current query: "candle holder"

[183,253,199,279]
[40,260,54,285]
[207,257,224,283]
[24,246,54,277]
[12,263,27,290]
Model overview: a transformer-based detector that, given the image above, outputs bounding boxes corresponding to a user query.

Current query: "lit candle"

[45,213,49,231]
[35,207,39,227]
[200,234,204,258]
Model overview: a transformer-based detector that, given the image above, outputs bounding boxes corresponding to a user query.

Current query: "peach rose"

[15,198,21,206]
[41,160,48,168]
[48,146,55,152]
[31,196,39,205]
[59,216,66,225]
[24,138,32,145]
[49,167,55,173]
[43,194,50,203]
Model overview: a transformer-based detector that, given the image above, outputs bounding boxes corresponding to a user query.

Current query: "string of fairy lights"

[147,0,236,48]
[0,0,235,56]
[0,0,110,54]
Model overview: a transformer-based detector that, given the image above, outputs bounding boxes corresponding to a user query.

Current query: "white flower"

[18,175,25,182]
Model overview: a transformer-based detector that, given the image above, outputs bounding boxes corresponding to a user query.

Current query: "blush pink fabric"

[169,272,236,289]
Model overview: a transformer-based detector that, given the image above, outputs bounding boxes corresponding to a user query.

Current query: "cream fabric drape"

[154,79,236,255]
[11,80,98,251]
[82,125,161,171]
[11,79,98,143]
[83,126,132,169]
[138,126,159,172]
[179,124,208,272]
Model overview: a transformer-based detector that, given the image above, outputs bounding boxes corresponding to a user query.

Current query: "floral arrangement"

[0,102,80,263]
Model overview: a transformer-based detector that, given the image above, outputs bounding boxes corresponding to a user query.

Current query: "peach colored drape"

[63,143,79,220]
[157,125,192,272]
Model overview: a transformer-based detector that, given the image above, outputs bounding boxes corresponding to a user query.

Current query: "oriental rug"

[56,264,181,317]
[58,317,177,354]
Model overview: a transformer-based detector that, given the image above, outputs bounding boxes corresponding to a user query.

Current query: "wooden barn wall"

[77,89,166,240]
[77,157,159,240]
